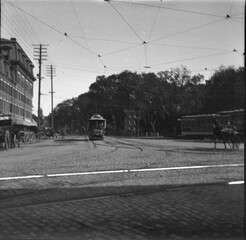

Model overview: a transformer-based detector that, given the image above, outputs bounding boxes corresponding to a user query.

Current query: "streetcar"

[87,114,106,140]
[179,109,244,139]
[179,113,218,138]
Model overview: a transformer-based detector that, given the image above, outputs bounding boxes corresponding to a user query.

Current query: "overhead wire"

[2,18,33,56]
[56,65,99,73]
[112,0,235,19]
[148,0,162,41]
[13,5,34,44]
[105,0,144,43]
[230,19,244,24]
[140,0,162,69]
[69,35,138,45]
[3,0,243,98]
[101,43,142,57]
[150,42,230,52]
[15,2,40,46]
[143,43,148,67]
[2,4,33,52]
[4,1,99,57]
[102,49,237,71]
[5,0,111,70]
[3,3,37,46]
[149,50,236,68]
[70,0,99,72]
[23,1,41,43]
[149,18,226,43]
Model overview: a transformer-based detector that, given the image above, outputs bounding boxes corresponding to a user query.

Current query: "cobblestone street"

[0,136,244,239]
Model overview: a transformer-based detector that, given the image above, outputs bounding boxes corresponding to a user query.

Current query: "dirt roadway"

[0,136,244,240]
[0,135,244,186]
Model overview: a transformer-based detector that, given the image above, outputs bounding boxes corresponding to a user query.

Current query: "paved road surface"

[0,136,244,239]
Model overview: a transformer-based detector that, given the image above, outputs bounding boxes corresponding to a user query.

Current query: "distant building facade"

[124,109,137,135]
[0,38,37,127]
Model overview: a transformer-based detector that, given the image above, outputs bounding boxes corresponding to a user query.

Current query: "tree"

[204,66,245,113]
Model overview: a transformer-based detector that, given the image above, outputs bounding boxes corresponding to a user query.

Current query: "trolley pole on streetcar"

[47,65,56,129]
[33,44,48,129]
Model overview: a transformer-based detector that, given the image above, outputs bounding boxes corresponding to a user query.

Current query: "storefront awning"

[0,114,37,127]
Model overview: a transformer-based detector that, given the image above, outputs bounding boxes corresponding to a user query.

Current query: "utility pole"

[47,65,56,129]
[33,44,48,129]
[0,0,2,50]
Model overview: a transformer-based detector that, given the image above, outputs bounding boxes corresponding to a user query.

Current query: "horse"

[9,127,25,147]
[0,129,10,150]
[212,118,240,150]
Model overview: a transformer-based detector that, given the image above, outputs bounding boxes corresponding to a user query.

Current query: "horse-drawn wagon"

[179,109,244,150]
[0,114,37,150]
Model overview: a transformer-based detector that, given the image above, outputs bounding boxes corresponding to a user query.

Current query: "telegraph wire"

[3,3,38,46]
[5,0,110,70]
[2,5,38,56]
[10,4,34,43]
[46,60,99,73]
[2,20,33,56]
[14,3,38,44]
[28,1,41,43]
[4,1,99,57]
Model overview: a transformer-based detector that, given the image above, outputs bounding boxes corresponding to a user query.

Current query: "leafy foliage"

[47,66,244,136]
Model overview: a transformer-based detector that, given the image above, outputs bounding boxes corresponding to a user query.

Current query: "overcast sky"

[2,0,244,116]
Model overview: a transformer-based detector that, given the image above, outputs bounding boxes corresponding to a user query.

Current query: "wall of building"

[0,38,35,123]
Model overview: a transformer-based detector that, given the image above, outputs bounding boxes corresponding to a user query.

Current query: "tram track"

[102,137,143,152]
[0,136,243,212]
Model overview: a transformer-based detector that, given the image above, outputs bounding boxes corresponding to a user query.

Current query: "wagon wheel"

[37,131,46,141]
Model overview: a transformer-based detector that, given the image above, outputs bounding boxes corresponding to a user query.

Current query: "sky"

[2,0,244,116]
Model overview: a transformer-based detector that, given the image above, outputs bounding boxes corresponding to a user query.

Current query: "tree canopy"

[47,65,244,136]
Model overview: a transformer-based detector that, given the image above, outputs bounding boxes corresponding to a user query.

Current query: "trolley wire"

[112,0,241,19]
[105,0,145,43]
[149,18,226,44]
[148,50,236,68]
[70,0,99,73]
[3,0,243,100]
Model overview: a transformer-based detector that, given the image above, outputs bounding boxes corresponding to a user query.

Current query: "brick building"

[0,38,37,127]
